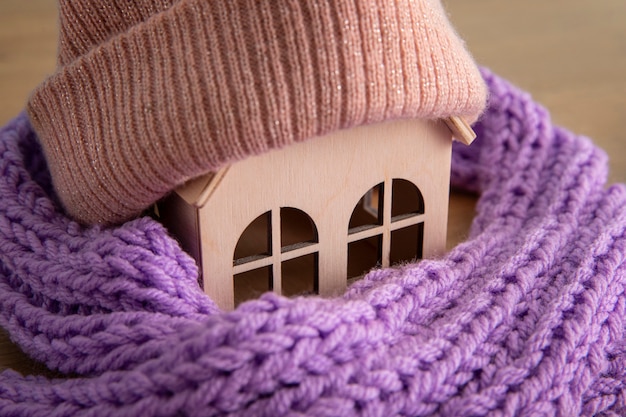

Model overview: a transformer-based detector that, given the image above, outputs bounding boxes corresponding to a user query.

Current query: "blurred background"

[0,0,625,375]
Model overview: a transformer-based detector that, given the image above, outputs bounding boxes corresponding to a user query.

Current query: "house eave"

[175,167,230,208]
[444,116,476,145]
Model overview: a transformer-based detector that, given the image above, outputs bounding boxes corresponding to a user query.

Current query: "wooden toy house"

[158,117,474,310]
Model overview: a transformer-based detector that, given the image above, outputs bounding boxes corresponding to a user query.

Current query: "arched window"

[347,179,425,281]
[233,208,319,306]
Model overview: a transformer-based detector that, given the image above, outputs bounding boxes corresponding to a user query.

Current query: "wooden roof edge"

[443,116,476,145]
[172,118,473,208]
[174,167,230,208]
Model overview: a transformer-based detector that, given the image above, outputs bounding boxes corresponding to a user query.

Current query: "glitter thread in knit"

[27,0,487,225]
[1,69,626,416]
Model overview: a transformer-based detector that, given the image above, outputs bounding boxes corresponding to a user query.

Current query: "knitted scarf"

[1,69,625,416]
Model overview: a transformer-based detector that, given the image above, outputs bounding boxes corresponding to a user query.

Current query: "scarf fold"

[1,68,625,416]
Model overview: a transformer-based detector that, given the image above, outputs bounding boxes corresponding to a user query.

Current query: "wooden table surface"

[1,0,625,376]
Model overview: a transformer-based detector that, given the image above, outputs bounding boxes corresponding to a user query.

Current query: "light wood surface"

[1,0,625,376]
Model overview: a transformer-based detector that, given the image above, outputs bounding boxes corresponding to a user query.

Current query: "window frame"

[348,178,425,275]
[233,208,319,297]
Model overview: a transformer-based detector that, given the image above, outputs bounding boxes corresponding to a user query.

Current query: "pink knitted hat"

[27,0,487,225]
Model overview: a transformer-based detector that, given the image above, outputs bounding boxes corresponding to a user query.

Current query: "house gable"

[176,117,474,209]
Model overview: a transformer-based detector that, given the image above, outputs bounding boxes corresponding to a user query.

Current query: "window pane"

[234,266,272,306]
[281,254,318,297]
[234,211,271,262]
[391,179,424,219]
[390,224,424,265]
[347,235,382,281]
[281,207,318,249]
[349,183,384,231]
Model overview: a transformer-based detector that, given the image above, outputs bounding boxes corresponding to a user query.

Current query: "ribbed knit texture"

[27,0,487,225]
[2,69,625,416]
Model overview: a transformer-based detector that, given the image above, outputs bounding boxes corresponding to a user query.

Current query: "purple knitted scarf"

[1,69,625,416]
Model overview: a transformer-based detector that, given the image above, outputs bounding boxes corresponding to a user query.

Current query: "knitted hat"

[27,0,487,225]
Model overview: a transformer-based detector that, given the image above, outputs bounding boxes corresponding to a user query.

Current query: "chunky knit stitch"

[1,69,626,416]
